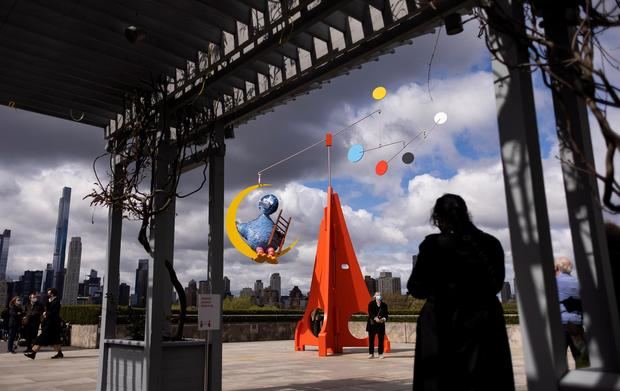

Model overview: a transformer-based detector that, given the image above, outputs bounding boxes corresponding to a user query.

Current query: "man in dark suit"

[367,291,389,359]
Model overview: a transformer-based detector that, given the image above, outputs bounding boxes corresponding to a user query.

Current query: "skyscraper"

[185,279,197,307]
[377,271,402,295]
[62,237,82,305]
[40,263,54,293]
[52,187,71,298]
[118,283,130,306]
[198,280,210,294]
[134,259,148,307]
[20,270,43,299]
[223,276,231,296]
[254,280,263,297]
[0,229,11,280]
[269,273,281,296]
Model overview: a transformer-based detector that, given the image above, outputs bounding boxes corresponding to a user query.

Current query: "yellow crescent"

[225,184,298,262]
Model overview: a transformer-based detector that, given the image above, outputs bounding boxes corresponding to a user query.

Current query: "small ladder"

[268,210,292,252]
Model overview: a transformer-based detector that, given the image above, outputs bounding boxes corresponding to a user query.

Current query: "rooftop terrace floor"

[0,340,527,390]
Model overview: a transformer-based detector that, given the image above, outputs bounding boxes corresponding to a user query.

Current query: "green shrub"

[60,305,101,325]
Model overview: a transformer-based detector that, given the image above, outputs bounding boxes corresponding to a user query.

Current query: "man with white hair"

[555,257,590,368]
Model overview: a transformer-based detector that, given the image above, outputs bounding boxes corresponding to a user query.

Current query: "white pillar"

[490,1,567,389]
[97,157,124,391]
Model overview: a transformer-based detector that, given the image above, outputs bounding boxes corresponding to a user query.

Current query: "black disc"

[402,152,415,164]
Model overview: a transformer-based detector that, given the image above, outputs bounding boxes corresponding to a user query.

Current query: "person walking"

[22,292,44,353]
[407,194,514,391]
[367,291,389,359]
[555,257,590,368]
[7,296,24,353]
[24,288,63,359]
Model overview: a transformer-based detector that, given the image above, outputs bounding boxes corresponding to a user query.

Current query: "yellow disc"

[372,86,387,100]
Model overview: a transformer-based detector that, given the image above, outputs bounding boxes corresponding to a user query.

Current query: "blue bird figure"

[236,194,284,257]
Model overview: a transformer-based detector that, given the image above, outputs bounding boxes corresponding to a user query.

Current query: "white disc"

[434,112,448,125]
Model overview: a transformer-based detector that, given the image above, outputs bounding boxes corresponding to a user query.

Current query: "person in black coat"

[22,292,44,353]
[366,292,389,359]
[407,194,514,391]
[7,296,24,353]
[24,288,63,359]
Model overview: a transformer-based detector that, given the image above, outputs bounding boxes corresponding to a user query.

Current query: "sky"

[1,19,619,297]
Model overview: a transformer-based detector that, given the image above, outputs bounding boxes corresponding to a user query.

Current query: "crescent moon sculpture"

[225,184,298,264]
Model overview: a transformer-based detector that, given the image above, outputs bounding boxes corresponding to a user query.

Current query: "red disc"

[375,160,388,176]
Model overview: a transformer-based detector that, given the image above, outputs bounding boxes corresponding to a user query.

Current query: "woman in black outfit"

[22,292,44,353]
[24,288,63,359]
[407,194,514,391]
[7,296,24,353]
[367,292,389,359]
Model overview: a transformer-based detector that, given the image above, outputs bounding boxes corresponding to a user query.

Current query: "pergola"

[1,1,619,391]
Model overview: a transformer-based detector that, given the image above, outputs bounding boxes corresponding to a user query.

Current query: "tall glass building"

[52,187,71,298]
[0,229,11,281]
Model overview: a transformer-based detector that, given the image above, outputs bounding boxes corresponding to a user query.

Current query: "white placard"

[197,294,221,330]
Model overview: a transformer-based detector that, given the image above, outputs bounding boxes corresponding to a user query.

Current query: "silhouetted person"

[22,292,43,353]
[407,194,514,391]
[7,296,24,354]
[555,257,590,368]
[310,308,323,337]
[367,291,389,359]
[24,288,63,359]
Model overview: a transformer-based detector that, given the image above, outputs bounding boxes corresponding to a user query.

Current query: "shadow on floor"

[241,377,412,391]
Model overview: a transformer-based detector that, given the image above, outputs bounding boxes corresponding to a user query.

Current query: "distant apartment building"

[288,286,304,309]
[185,279,198,307]
[83,269,102,304]
[377,272,402,295]
[134,259,148,307]
[118,283,130,306]
[269,273,281,297]
[224,276,232,297]
[240,287,254,297]
[199,280,210,294]
[19,270,43,300]
[262,287,279,307]
[254,280,264,298]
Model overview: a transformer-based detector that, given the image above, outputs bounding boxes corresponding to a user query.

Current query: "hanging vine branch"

[84,81,219,339]
[476,0,620,212]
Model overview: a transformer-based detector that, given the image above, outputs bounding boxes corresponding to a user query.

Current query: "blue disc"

[347,144,364,163]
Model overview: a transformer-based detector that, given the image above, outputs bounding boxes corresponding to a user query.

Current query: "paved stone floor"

[0,340,527,390]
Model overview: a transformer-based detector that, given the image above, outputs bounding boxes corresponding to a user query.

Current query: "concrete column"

[96,157,124,391]
[206,122,226,391]
[144,138,177,391]
[543,7,620,370]
[490,1,566,389]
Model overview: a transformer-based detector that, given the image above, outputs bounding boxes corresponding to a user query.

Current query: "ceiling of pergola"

[0,0,472,132]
